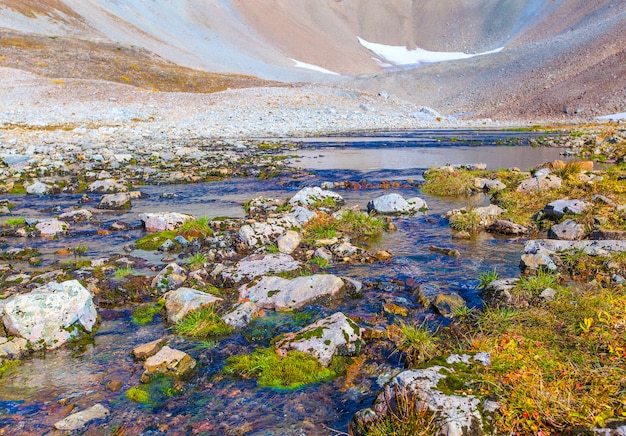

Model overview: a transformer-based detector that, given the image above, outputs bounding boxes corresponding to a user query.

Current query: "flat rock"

[517,173,562,193]
[142,346,196,381]
[543,199,591,219]
[54,403,110,431]
[239,274,345,311]
[58,209,93,222]
[547,219,586,240]
[287,206,317,225]
[36,218,69,237]
[1,280,97,349]
[98,192,132,210]
[289,186,344,207]
[276,312,361,366]
[524,239,626,256]
[520,253,557,272]
[367,193,425,214]
[486,219,529,235]
[222,253,300,284]
[139,212,193,232]
[277,230,301,254]
[164,287,223,323]
[221,301,261,329]
[132,338,166,360]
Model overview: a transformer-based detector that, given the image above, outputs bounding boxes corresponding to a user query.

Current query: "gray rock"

[221,253,300,284]
[239,274,345,311]
[58,209,93,222]
[277,230,301,254]
[26,180,51,195]
[0,337,28,359]
[612,274,625,285]
[139,212,193,232]
[164,287,223,323]
[88,179,127,193]
[486,219,529,235]
[332,240,362,258]
[1,280,97,349]
[520,253,558,272]
[481,278,518,307]
[151,263,187,292]
[540,288,557,300]
[367,193,426,214]
[524,239,626,256]
[517,174,562,193]
[474,177,506,192]
[238,222,286,247]
[36,218,69,237]
[2,154,32,167]
[544,199,591,219]
[314,247,333,263]
[98,192,132,210]
[415,283,441,308]
[287,206,316,225]
[548,219,586,240]
[289,186,344,207]
[276,312,361,366]
[589,229,626,240]
[54,403,110,431]
[221,301,260,329]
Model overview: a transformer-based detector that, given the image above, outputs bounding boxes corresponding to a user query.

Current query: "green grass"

[514,269,560,302]
[303,212,338,240]
[114,266,135,280]
[388,321,439,367]
[478,269,500,289]
[336,210,385,239]
[72,243,88,257]
[132,300,165,325]
[186,252,208,270]
[173,306,233,338]
[421,168,478,197]
[178,217,212,239]
[0,359,20,379]
[135,231,177,251]
[223,348,336,390]
[309,256,329,269]
[5,217,25,227]
[449,210,482,234]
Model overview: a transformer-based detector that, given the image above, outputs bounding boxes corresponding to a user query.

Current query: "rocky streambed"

[0,128,624,435]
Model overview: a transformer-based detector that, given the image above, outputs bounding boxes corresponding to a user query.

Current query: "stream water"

[0,131,568,435]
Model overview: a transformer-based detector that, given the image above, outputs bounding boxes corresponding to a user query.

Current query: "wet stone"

[289,186,344,206]
[132,338,166,360]
[142,346,196,382]
[221,301,261,329]
[54,403,110,431]
[98,192,132,210]
[433,293,466,318]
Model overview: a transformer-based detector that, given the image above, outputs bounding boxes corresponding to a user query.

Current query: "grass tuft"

[388,321,439,367]
[174,306,233,338]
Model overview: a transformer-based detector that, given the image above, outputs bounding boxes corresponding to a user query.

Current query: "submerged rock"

[1,280,98,349]
[132,338,166,360]
[239,274,345,311]
[54,403,110,431]
[276,312,361,366]
[433,293,466,318]
[164,287,223,323]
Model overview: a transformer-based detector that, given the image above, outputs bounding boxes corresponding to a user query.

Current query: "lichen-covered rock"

[0,336,28,359]
[164,287,223,323]
[289,186,344,207]
[1,280,98,349]
[221,253,300,284]
[239,274,345,311]
[151,263,187,292]
[36,218,69,237]
[547,219,586,240]
[367,193,426,214]
[142,346,196,382]
[54,403,110,431]
[139,212,193,232]
[524,239,626,256]
[276,312,361,366]
[486,219,529,235]
[474,177,506,192]
[221,301,261,329]
[516,173,562,193]
[98,192,132,210]
[238,221,286,247]
[543,199,591,219]
[58,209,93,223]
[287,206,316,225]
[277,230,301,254]
[88,179,128,193]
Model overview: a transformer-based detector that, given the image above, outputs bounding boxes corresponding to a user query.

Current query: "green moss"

[0,359,20,378]
[294,326,325,341]
[135,231,177,251]
[174,306,233,338]
[132,300,165,325]
[126,386,150,403]
[5,217,25,227]
[224,348,336,390]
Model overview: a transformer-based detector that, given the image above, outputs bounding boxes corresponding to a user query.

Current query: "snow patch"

[597,112,626,121]
[357,37,503,67]
[290,59,340,76]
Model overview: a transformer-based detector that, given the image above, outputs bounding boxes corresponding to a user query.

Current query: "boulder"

[54,404,110,431]
[516,174,562,193]
[26,180,51,195]
[221,301,261,329]
[1,280,98,349]
[164,287,223,323]
[0,337,28,359]
[142,346,196,382]
[221,253,300,284]
[151,263,187,292]
[277,230,301,254]
[287,206,317,225]
[139,212,193,232]
[520,253,558,272]
[289,187,344,207]
[367,193,426,215]
[589,229,626,240]
[238,222,286,247]
[58,209,93,222]
[276,312,361,366]
[547,219,586,240]
[433,293,466,318]
[88,179,127,193]
[98,193,132,210]
[543,199,591,219]
[486,219,529,235]
[474,177,506,192]
[36,218,69,237]
[239,274,345,311]
[132,338,166,360]
[481,278,518,307]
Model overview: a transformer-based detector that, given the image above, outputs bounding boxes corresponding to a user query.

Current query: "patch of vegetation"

[478,269,500,289]
[303,212,338,240]
[336,210,385,239]
[266,244,280,254]
[421,168,479,197]
[309,256,329,269]
[358,386,438,436]
[387,321,439,367]
[174,306,233,339]
[132,300,165,325]
[178,217,212,239]
[114,266,135,280]
[449,210,482,234]
[309,196,339,210]
[72,243,88,257]
[513,269,560,302]
[5,217,25,227]
[126,386,150,403]
[223,348,336,390]
[0,359,20,379]
[186,252,208,270]
[135,231,177,251]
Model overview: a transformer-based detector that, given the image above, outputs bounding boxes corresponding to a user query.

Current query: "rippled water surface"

[0,132,568,435]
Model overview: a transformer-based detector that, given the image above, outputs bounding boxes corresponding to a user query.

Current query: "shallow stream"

[0,131,568,435]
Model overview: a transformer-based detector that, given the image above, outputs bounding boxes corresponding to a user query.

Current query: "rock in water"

[276,312,361,366]
[367,193,426,214]
[289,186,344,206]
[164,287,223,323]
[142,346,196,381]
[139,212,193,232]
[54,403,110,431]
[1,280,97,349]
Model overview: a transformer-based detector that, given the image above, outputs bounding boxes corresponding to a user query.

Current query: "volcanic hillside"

[0,0,624,120]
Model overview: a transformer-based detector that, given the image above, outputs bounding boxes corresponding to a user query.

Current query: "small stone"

[54,403,110,431]
[383,303,408,316]
[132,338,166,360]
[98,193,132,210]
[36,218,69,237]
[142,346,196,381]
[540,288,557,300]
[277,230,301,254]
[106,379,122,392]
[374,250,393,261]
